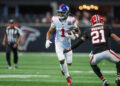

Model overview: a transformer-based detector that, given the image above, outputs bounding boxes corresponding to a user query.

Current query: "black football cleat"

[116,77,120,86]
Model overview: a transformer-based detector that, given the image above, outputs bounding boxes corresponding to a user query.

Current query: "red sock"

[117,73,120,77]
[100,76,104,80]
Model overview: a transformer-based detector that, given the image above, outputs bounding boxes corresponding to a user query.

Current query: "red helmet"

[90,14,104,26]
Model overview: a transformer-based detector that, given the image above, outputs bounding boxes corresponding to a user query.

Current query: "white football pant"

[90,50,120,65]
[55,43,72,64]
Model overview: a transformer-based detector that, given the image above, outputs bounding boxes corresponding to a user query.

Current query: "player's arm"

[17,35,22,45]
[46,27,54,40]
[74,26,81,38]
[45,27,54,48]
[2,34,7,46]
[13,28,22,48]
[17,28,22,45]
[64,28,89,53]
[67,26,80,40]
[71,36,86,49]
[63,36,86,53]
[74,20,81,38]
[110,33,120,44]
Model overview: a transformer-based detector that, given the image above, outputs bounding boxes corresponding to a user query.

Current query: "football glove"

[45,40,52,48]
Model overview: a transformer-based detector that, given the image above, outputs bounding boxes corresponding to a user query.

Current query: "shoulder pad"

[51,16,59,23]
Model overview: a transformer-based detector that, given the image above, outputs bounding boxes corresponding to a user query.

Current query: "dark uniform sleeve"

[109,27,113,36]
[82,28,90,39]
[71,29,90,50]
[16,27,22,36]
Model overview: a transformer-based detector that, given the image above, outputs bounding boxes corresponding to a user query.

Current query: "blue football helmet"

[57,4,70,19]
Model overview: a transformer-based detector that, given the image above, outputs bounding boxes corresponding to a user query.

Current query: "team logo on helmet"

[57,4,70,19]
[90,14,104,27]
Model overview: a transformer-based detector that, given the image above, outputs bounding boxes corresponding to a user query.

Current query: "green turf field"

[0,53,118,86]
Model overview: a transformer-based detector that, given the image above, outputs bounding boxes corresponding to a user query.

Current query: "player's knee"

[67,63,72,66]
[60,60,65,64]
[90,61,96,65]
[90,59,96,65]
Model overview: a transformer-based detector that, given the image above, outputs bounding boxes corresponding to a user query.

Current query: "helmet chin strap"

[59,16,67,20]
[57,11,69,20]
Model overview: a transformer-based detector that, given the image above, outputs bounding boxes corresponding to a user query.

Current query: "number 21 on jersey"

[91,29,106,44]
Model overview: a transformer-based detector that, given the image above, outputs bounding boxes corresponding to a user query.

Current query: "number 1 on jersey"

[61,28,65,37]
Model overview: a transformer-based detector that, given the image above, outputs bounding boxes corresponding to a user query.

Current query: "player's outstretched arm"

[110,33,120,44]
[63,37,86,53]
[2,34,7,46]
[71,37,86,49]
[45,27,54,48]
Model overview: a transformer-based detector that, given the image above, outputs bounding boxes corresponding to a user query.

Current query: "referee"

[2,19,22,69]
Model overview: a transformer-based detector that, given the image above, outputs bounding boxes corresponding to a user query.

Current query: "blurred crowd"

[74,10,119,26]
[35,10,120,26]
[0,10,119,26]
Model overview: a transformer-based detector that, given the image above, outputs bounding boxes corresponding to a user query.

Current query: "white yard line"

[0,79,115,84]
[0,79,101,83]
[0,75,50,78]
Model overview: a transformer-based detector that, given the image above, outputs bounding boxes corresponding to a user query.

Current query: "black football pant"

[6,44,18,66]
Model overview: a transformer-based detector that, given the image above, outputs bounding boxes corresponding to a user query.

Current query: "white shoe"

[14,64,18,69]
[8,65,12,69]
[103,80,110,86]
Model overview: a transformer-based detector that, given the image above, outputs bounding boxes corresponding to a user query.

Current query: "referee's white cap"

[9,19,14,24]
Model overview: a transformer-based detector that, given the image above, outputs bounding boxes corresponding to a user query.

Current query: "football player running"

[64,14,120,86]
[45,4,80,85]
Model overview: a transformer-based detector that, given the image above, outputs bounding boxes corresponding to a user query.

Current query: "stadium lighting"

[79,6,83,10]
[86,6,90,10]
[90,5,94,9]
[94,6,99,10]
[83,4,87,9]
[78,4,99,10]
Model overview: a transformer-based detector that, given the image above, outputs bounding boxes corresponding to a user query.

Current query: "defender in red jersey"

[64,14,120,86]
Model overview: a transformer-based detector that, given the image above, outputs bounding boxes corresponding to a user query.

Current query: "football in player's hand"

[68,30,75,35]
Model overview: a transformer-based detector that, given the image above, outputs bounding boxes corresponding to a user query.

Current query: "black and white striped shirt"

[6,26,22,43]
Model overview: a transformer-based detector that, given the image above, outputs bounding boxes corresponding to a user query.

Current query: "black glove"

[63,48,71,53]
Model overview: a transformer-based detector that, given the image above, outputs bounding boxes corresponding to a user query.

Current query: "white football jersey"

[51,16,78,48]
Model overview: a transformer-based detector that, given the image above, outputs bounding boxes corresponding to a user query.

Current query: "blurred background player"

[45,4,80,85]
[64,14,120,86]
[2,19,22,69]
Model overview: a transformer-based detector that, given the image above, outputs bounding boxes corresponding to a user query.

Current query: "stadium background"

[0,0,120,86]
[1,0,120,53]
